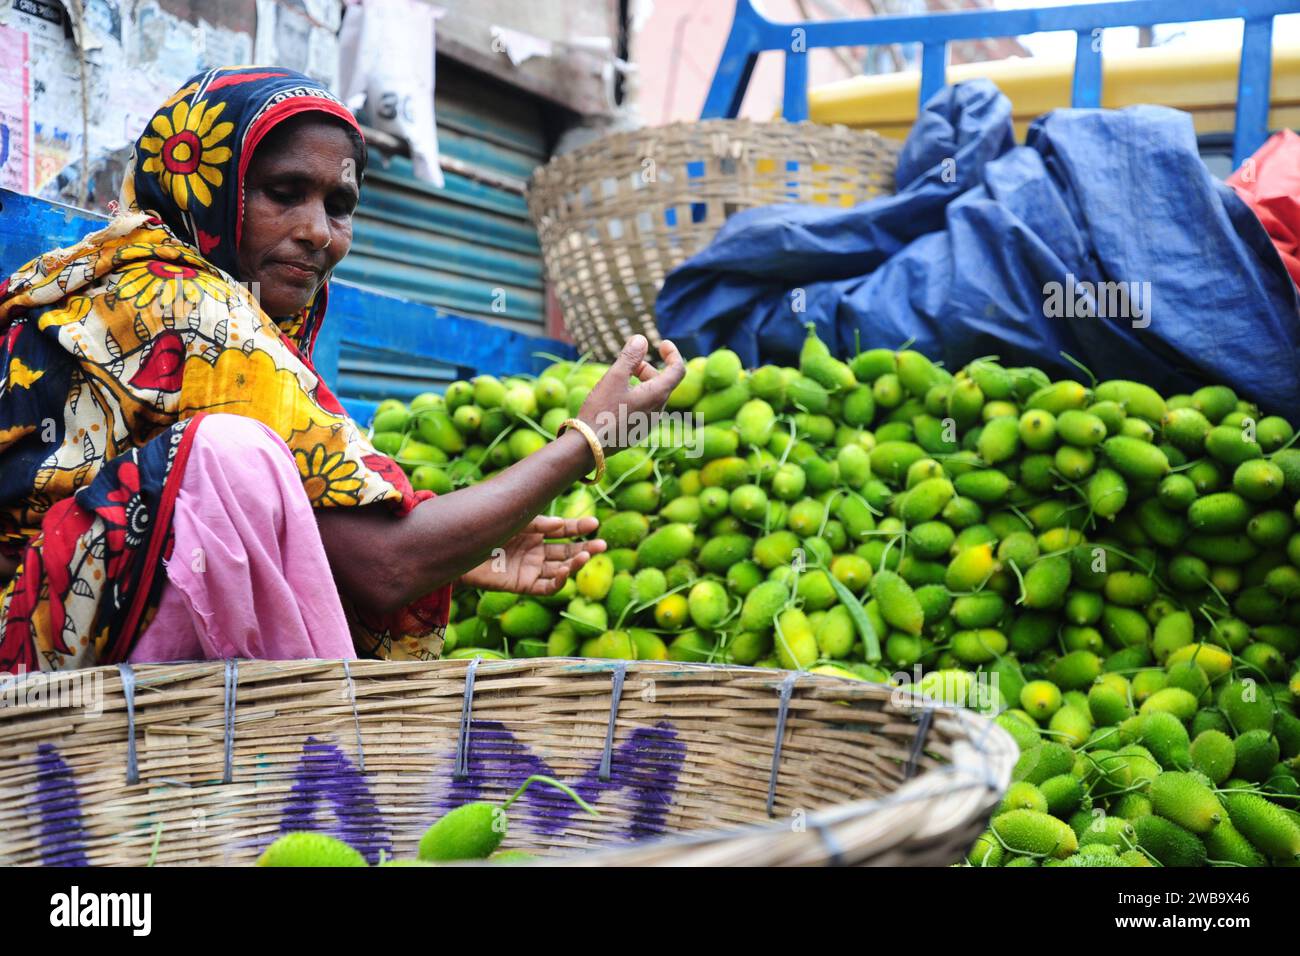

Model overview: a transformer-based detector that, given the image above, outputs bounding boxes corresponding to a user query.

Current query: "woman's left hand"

[459,515,606,596]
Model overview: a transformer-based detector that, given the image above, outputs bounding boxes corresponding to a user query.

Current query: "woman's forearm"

[319,336,685,616]
[317,429,596,614]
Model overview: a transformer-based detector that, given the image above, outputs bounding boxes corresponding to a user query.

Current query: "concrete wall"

[0,0,333,209]
[435,0,621,118]
[0,0,619,213]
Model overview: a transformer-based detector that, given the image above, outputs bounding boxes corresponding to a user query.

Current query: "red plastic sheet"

[1228,129,1300,290]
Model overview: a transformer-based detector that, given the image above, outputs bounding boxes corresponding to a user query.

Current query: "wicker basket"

[527,119,900,361]
[0,658,1016,867]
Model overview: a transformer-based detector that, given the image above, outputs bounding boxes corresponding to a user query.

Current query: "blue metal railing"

[701,0,1298,169]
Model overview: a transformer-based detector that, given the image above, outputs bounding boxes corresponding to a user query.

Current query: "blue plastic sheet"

[655,80,1300,412]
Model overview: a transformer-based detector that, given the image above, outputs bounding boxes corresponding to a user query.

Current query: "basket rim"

[544,700,1017,866]
[0,658,1017,867]
[526,116,902,200]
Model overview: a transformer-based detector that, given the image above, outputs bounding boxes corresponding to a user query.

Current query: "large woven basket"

[527,119,899,361]
[0,658,1015,867]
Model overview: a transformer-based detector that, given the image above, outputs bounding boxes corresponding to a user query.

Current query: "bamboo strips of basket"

[0,658,1015,866]
[527,119,899,361]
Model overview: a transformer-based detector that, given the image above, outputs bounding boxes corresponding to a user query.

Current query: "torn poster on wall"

[120,2,254,174]
[0,0,254,211]
[131,1,255,88]
[8,0,66,42]
[255,0,340,91]
[0,23,32,193]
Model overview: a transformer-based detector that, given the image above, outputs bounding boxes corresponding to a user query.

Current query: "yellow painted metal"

[807,42,1300,141]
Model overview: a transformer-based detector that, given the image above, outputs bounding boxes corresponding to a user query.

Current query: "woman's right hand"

[577,334,686,453]
[318,335,685,615]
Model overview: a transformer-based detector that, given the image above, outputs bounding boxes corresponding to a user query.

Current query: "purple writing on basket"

[280,737,393,864]
[33,743,90,867]
[27,721,686,864]
[434,720,686,841]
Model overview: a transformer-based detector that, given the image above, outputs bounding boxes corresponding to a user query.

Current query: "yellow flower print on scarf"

[7,357,43,389]
[113,258,230,310]
[138,99,234,211]
[37,295,92,330]
[295,444,364,506]
[0,423,36,455]
[180,346,343,438]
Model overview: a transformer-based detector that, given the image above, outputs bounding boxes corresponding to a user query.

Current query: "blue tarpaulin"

[655,80,1300,413]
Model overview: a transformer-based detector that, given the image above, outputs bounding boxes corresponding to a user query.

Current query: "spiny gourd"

[997,781,1049,816]
[1077,814,1136,849]
[1203,819,1268,868]
[1112,792,1153,820]
[1189,730,1237,784]
[256,832,368,868]
[1012,741,1075,786]
[966,830,1005,867]
[1221,791,1300,863]
[1121,712,1191,770]
[1149,771,1226,834]
[1041,774,1088,819]
[992,809,1078,859]
[418,775,597,862]
[1134,815,1208,868]
[1233,729,1281,781]
[371,332,1300,868]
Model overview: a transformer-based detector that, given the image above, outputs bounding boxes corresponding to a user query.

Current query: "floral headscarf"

[125,66,365,346]
[0,67,449,673]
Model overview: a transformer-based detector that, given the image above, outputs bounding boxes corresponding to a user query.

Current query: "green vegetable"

[368,335,1300,868]
[418,775,598,862]
[257,833,367,868]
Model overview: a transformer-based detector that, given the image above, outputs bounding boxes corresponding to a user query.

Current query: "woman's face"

[238,116,359,317]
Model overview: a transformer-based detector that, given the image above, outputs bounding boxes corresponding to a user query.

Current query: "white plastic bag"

[337,0,444,187]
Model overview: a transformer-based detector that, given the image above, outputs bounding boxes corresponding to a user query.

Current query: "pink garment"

[129,413,356,663]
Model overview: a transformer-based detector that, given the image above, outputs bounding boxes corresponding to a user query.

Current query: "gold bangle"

[557,417,605,485]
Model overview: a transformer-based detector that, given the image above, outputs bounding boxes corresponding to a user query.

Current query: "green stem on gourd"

[502,774,600,816]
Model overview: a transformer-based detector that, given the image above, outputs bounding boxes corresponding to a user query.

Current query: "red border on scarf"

[109,411,208,663]
[303,281,328,359]
[234,98,363,252]
[207,70,291,93]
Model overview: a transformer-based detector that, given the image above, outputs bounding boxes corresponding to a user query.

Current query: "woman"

[0,66,683,673]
